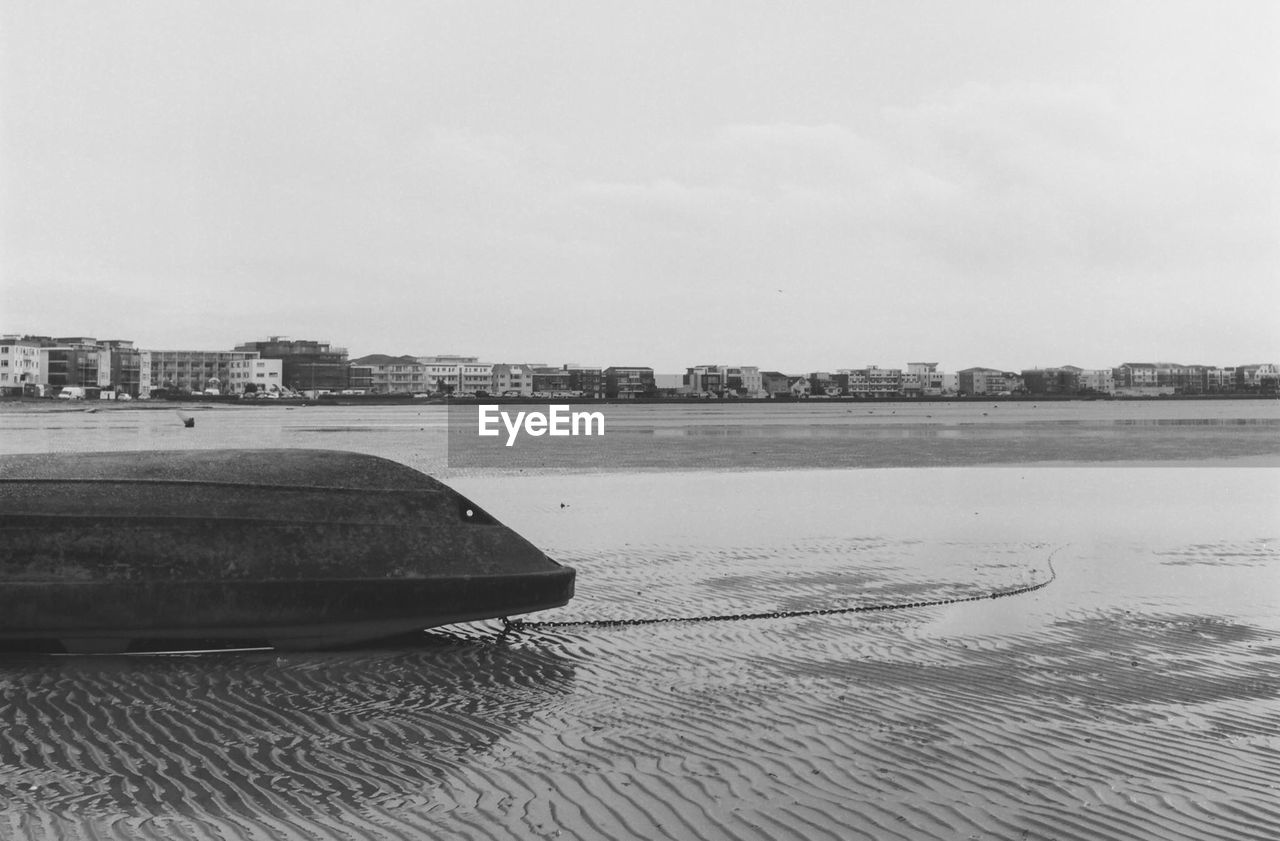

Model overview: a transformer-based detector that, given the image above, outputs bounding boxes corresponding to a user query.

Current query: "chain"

[503,547,1061,632]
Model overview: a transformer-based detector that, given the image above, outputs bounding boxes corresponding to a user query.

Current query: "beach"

[0,401,1277,840]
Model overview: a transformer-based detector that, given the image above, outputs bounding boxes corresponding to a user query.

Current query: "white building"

[418,355,494,395]
[491,363,537,396]
[0,336,42,394]
[839,366,904,398]
[723,365,764,398]
[1078,369,1116,395]
[141,349,259,397]
[229,357,285,394]
[906,362,950,396]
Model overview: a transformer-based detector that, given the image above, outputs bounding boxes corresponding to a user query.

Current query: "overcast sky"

[2,1,1276,373]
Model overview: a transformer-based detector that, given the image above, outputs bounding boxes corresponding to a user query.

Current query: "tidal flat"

[0,400,1277,840]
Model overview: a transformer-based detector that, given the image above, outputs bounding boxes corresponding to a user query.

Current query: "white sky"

[2,1,1277,373]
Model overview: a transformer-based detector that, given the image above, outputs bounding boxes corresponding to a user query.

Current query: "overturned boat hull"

[0,449,574,652]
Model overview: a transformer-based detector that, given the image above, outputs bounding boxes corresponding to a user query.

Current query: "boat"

[0,449,574,653]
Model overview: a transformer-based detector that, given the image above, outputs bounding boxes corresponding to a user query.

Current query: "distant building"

[906,362,948,396]
[347,354,426,394]
[491,363,537,397]
[98,340,141,397]
[1110,361,1273,395]
[564,364,604,399]
[143,348,260,396]
[717,366,760,398]
[1077,369,1115,395]
[229,357,285,394]
[837,366,903,398]
[808,372,841,397]
[653,373,683,397]
[0,336,44,396]
[236,337,349,395]
[532,366,571,395]
[1236,363,1280,393]
[684,365,725,396]
[418,355,493,395]
[605,366,656,399]
[760,371,791,397]
[1113,363,1158,390]
[3,336,142,397]
[1021,366,1084,395]
[957,367,1014,395]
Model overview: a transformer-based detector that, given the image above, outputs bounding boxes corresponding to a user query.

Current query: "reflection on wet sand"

[0,633,576,838]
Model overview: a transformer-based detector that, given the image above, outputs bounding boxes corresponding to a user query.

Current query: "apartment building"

[143,349,260,396]
[347,354,427,394]
[838,366,904,398]
[722,366,763,398]
[684,365,725,396]
[228,357,286,394]
[604,366,655,398]
[760,371,790,397]
[0,336,42,395]
[419,355,493,395]
[235,338,349,395]
[491,363,538,397]
[1236,363,1280,392]
[906,362,949,396]
[957,367,1018,395]
[808,372,841,397]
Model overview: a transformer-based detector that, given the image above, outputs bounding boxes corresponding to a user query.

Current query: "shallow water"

[0,401,1277,840]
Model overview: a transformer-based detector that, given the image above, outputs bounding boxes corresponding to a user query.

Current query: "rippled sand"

[0,404,1277,840]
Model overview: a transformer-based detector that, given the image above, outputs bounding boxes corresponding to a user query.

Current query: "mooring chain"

[503,546,1062,632]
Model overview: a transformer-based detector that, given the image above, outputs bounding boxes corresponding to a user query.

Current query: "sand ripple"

[1,540,1276,840]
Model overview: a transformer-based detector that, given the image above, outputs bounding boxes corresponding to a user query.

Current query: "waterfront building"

[957,367,1013,395]
[684,365,726,396]
[98,340,141,397]
[653,373,683,397]
[228,357,285,394]
[40,337,100,394]
[418,354,493,395]
[808,372,841,397]
[14,335,139,397]
[1113,363,1158,390]
[604,366,655,399]
[531,366,571,395]
[788,376,811,398]
[906,362,948,396]
[0,336,44,396]
[1077,369,1115,395]
[760,371,790,397]
[1021,366,1084,395]
[527,364,602,398]
[347,354,426,394]
[143,349,260,396]
[235,337,349,395]
[564,365,604,399]
[838,366,904,398]
[492,363,538,397]
[721,366,763,398]
[1236,363,1280,392]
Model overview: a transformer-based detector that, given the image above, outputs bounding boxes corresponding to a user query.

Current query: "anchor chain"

[503,546,1061,632]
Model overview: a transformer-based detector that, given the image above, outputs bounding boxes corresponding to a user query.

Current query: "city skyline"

[3,3,1277,372]
[2,328,1275,379]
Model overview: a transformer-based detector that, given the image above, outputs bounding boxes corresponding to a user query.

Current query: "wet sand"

[0,403,1277,840]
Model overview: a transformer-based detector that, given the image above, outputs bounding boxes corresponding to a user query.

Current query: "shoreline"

[2,392,1278,412]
